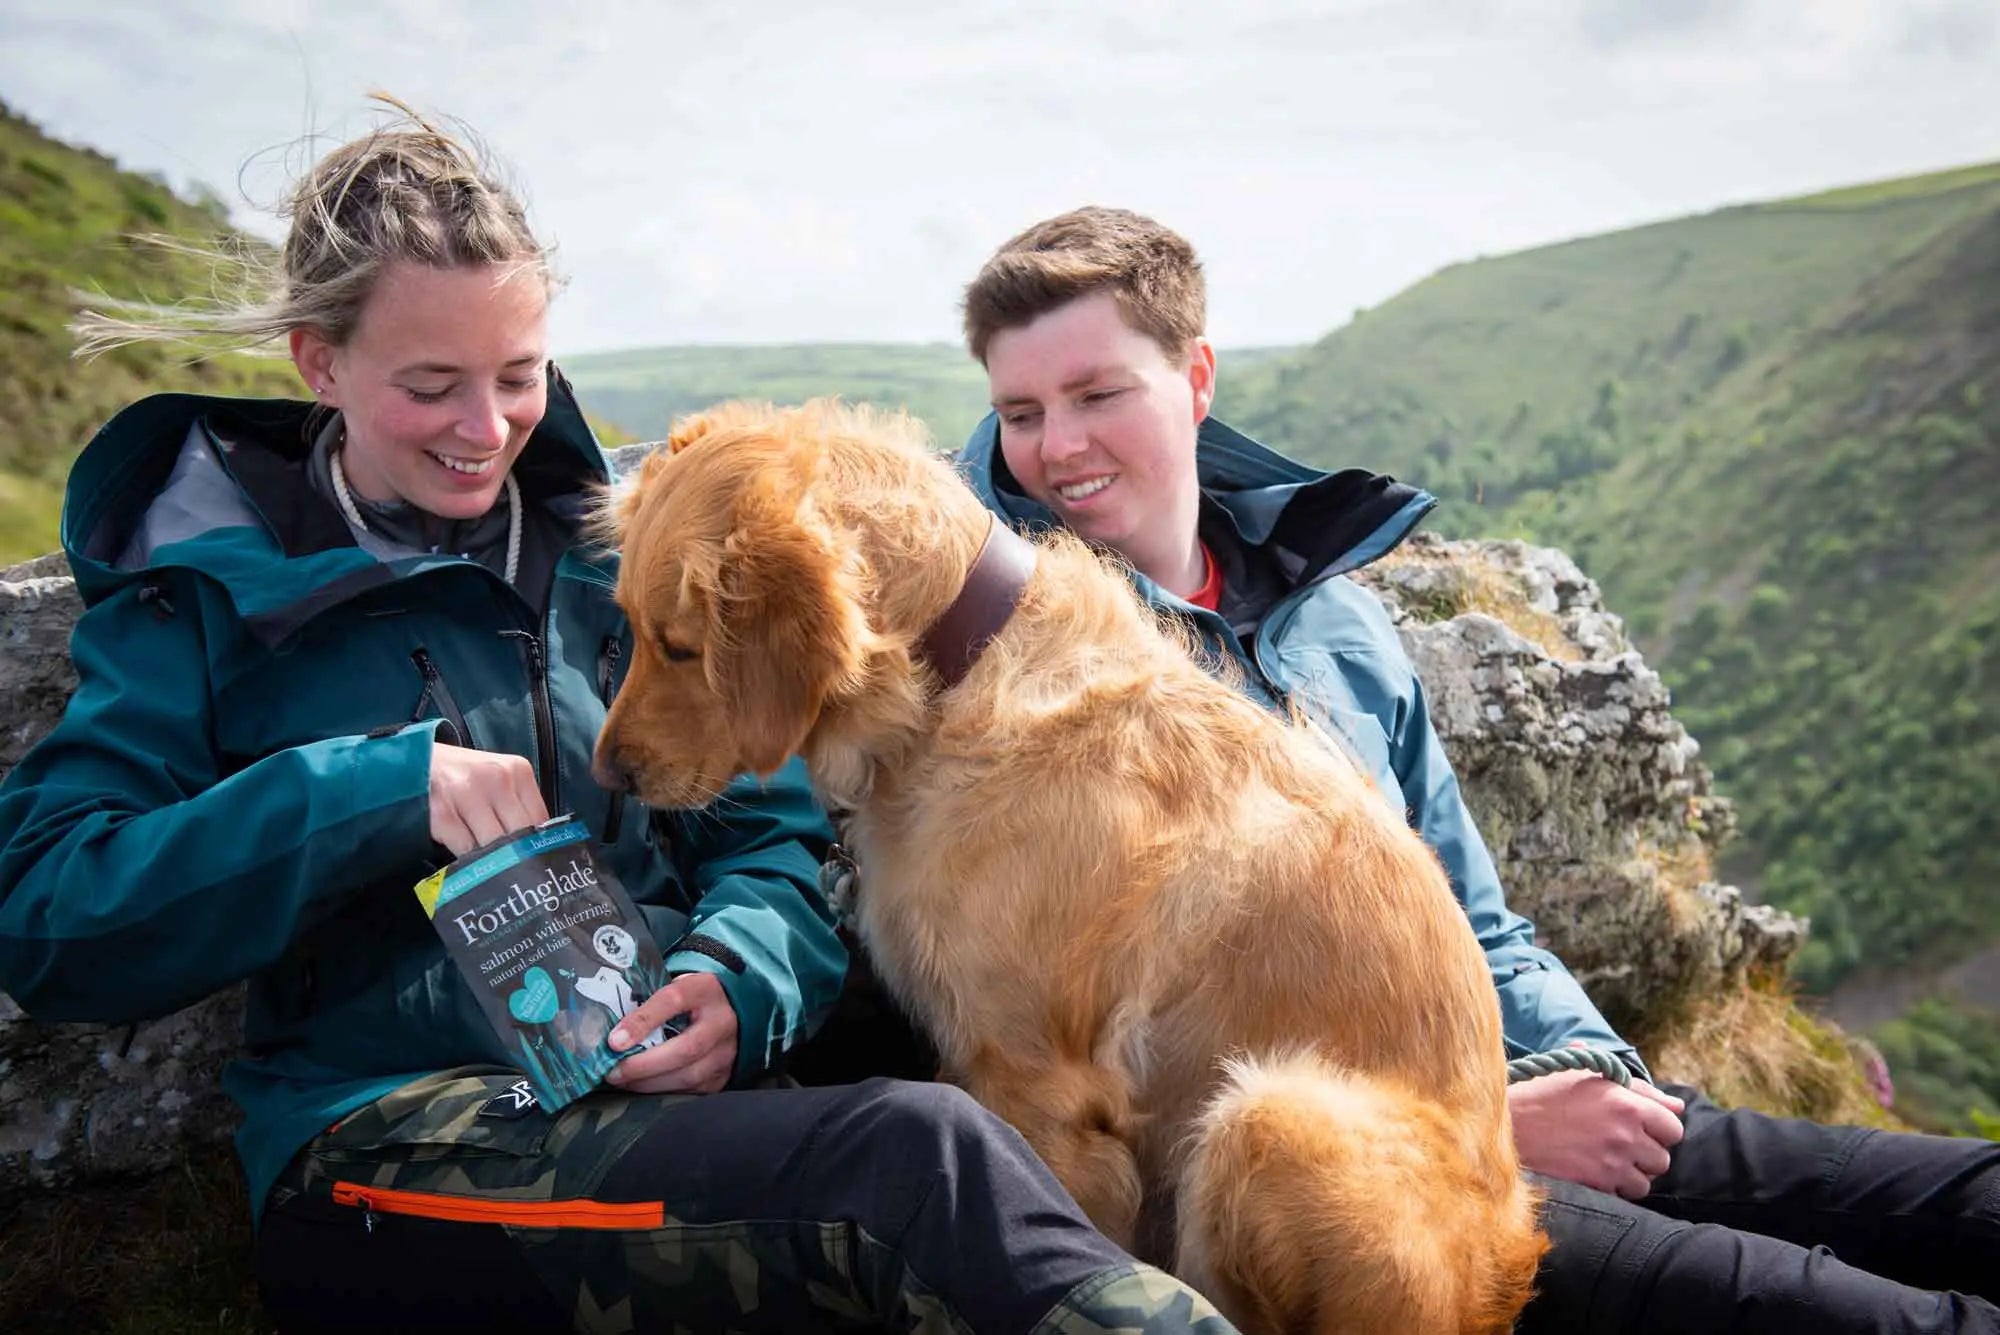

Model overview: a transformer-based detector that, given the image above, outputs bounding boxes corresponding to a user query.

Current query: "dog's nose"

[591,749,630,794]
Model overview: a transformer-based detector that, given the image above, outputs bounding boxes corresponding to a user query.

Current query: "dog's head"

[591,403,879,808]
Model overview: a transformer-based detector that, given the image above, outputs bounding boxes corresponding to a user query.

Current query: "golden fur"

[594,400,1546,1333]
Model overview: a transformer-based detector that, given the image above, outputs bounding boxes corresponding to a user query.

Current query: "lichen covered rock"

[0,553,81,773]
[1,557,249,1195]
[1356,533,1807,1036]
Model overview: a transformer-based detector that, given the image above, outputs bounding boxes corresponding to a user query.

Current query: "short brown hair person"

[961,206,1206,364]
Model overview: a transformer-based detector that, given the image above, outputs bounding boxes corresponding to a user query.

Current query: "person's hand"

[428,743,548,857]
[604,972,737,1095]
[1508,1069,1685,1200]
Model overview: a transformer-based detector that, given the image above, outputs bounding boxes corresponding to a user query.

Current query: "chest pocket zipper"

[410,648,472,748]
[597,635,626,844]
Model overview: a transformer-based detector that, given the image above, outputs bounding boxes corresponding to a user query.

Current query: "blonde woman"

[0,105,1235,1334]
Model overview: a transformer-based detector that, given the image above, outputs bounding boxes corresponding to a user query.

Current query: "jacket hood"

[60,365,610,636]
[957,412,1436,585]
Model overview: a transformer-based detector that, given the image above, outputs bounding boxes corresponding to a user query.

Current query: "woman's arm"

[0,573,442,1023]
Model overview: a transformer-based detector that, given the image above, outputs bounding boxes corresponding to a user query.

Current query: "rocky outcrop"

[0,554,246,1192]
[0,552,79,773]
[1355,534,1806,1036]
[0,554,249,1193]
[0,527,1809,1195]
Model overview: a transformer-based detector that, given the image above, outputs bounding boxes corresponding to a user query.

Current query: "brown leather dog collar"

[916,516,1037,690]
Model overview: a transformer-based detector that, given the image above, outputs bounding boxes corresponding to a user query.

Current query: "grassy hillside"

[563,343,995,449]
[1223,165,2000,531]
[565,343,1300,454]
[1220,165,2000,998]
[0,102,304,563]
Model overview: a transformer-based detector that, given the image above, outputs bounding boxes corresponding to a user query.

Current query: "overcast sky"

[3,0,1996,354]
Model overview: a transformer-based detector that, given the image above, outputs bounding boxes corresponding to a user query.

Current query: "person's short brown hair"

[961,206,1206,364]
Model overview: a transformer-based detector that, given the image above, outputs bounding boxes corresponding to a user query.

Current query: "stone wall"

[0,526,1806,1195]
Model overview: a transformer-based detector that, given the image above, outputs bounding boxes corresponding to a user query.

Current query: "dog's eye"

[660,638,700,663]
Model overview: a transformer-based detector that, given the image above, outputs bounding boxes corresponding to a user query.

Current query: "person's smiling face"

[985,290,1214,593]
[294,261,549,520]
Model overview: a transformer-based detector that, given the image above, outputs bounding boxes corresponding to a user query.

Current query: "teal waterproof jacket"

[0,377,846,1219]
[960,414,1644,1077]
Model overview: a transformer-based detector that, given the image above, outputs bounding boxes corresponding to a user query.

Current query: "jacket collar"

[60,363,609,620]
[957,412,1436,587]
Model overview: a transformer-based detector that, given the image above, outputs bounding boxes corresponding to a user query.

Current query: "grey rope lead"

[1506,1046,1632,1087]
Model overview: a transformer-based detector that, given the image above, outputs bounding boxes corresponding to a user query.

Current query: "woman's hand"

[428,743,548,856]
[1508,1069,1686,1200]
[604,972,738,1095]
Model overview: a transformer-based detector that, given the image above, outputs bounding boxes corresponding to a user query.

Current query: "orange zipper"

[331,1181,665,1230]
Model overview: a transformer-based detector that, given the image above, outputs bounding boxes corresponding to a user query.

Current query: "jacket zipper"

[410,648,472,747]
[502,630,561,817]
[330,1181,664,1231]
[596,635,626,844]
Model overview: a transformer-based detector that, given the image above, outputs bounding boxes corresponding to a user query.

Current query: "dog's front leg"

[959,1054,1146,1252]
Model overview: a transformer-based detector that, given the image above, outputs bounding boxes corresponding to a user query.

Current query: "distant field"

[562,341,1302,449]
[562,343,993,449]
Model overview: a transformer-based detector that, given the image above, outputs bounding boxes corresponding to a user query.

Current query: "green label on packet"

[415,815,670,1112]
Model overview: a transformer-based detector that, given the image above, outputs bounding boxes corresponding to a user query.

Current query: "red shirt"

[1186,542,1223,612]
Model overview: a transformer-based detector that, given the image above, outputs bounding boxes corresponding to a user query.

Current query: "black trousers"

[1521,1084,2000,1333]
[255,1074,1232,1334]
[791,965,2000,1331]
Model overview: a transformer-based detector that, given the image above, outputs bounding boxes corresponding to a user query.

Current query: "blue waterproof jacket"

[0,376,846,1219]
[959,414,1643,1076]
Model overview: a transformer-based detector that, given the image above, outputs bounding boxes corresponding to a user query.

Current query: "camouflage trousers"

[256,1067,1237,1335]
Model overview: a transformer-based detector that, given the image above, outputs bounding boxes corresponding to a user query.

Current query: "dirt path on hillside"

[1820,944,2000,1030]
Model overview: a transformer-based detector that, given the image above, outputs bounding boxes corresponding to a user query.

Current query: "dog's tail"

[1176,1051,1545,1335]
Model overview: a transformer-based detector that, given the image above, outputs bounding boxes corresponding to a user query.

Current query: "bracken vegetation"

[0,101,303,563]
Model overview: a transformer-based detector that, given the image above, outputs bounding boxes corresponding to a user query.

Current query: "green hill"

[563,342,1301,453]
[1220,164,2000,994]
[0,101,304,563]
[562,343,995,449]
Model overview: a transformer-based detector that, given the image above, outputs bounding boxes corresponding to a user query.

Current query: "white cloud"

[2,0,1995,351]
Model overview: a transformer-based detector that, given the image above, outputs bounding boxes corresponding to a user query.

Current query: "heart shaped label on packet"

[507,967,559,1025]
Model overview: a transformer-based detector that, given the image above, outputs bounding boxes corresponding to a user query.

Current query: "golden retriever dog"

[592,400,1545,1333]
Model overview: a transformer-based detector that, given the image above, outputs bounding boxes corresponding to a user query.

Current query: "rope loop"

[1506,1046,1632,1087]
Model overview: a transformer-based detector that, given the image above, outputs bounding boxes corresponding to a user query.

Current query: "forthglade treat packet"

[416,814,675,1111]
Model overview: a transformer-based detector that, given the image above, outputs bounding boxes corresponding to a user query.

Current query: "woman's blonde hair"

[71,93,556,359]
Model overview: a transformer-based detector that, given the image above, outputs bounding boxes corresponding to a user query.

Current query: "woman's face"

[292,261,549,520]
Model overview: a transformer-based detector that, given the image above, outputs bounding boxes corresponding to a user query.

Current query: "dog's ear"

[588,448,672,548]
[709,462,870,775]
